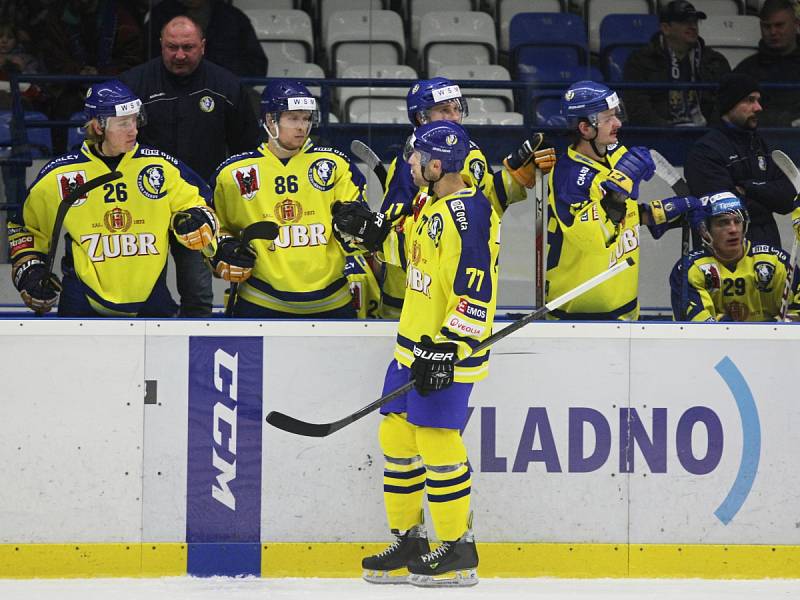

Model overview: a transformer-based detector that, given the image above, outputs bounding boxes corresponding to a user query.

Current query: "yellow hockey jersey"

[8,142,211,316]
[345,254,381,318]
[670,242,800,321]
[381,181,500,383]
[212,139,367,314]
[546,144,642,320]
[377,140,523,318]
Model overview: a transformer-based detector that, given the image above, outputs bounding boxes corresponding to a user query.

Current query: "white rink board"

[0,320,798,546]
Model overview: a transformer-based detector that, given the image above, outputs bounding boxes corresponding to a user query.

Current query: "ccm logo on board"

[212,349,238,510]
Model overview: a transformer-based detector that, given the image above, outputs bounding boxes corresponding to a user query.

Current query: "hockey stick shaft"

[780,238,798,321]
[265,256,635,437]
[771,150,800,322]
[534,167,545,308]
[225,221,280,317]
[350,140,388,195]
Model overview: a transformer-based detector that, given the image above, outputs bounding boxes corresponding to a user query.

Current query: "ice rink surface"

[0,577,797,600]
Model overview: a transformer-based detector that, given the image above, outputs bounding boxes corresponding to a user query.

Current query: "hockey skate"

[406,528,479,587]
[362,522,430,584]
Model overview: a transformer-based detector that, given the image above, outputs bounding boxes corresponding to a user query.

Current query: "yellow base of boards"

[1,542,798,579]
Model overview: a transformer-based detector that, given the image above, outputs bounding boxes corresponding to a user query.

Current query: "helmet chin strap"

[421,160,444,196]
[264,115,308,154]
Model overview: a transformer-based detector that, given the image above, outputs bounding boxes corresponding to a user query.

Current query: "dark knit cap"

[718,73,761,116]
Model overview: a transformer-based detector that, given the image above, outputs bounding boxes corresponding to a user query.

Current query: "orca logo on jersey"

[137,165,167,199]
[469,158,485,183]
[754,261,775,291]
[308,158,336,191]
[427,214,444,245]
[233,165,260,200]
[57,170,89,206]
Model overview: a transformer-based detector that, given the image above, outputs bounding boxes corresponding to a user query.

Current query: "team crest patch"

[137,164,166,199]
[427,214,444,246]
[104,207,133,232]
[411,240,422,265]
[469,158,485,183]
[57,170,89,206]
[754,261,775,291]
[199,95,215,112]
[308,158,336,191]
[758,155,767,171]
[699,263,721,291]
[233,165,260,199]
[274,198,303,223]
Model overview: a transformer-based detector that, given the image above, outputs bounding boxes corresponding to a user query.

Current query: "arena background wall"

[1,319,798,579]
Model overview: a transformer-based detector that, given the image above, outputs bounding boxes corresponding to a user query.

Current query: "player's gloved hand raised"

[210,234,257,283]
[411,335,458,396]
[601,146,655,200]
[503,132,556,188]
[649,195,704,225]
[332,201,391,252]
[14,257,61,314]
[172,206,218,251]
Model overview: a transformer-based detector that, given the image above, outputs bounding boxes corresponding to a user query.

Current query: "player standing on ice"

[546,80,703,320]
[669,192,799,320]
[376,77,556,317]
[7,80,218,316]
[209,79,368,317]
[332,121,499,587]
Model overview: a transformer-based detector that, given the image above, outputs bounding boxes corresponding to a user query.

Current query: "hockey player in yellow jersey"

[670,192,800,321]
[209,79,367,317]
[7,80,217,317]
[547,80,704,320]
[333,121,499,587]
[376,77,556,317]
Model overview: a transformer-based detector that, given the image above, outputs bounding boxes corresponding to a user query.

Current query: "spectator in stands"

[623,0,730,126]
[38,0,145,151]
[734,0,800,126]
[0,23,44,110]
[147,0,267,77]
[685,73,796,248]
[121,15,261,317]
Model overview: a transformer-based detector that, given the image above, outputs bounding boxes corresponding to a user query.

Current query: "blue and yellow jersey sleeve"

[212,140,367,314]
[344,254,381,318]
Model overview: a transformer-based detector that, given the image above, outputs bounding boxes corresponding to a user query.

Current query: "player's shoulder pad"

[468,140,481,151]
[36,152,87,179]
[135,145,180,166]
[308,145,352,162]
[687,248,707,262]
[606,143,625,158]
[445,190,491,231]
[751,243,788,261]
[215,149,263,174]
[554,153,598,198]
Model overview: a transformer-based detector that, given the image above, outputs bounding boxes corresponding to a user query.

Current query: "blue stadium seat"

[0,110,52,158]
[526,66,604,125]
[509,13,588,78]
[599,14,659,82]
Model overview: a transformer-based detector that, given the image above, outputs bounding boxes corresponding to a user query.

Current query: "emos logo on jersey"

[308,158,336,191]
[456,298,487,322]
[137,165,166,199]
[233,165,260,200]
[57,170,88,206]
[469,158,485,183]
[199,95,215,113]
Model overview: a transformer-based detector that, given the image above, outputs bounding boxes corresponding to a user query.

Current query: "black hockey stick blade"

[225,221,281,317]
[265,257,635,438]
[350,140,388,191]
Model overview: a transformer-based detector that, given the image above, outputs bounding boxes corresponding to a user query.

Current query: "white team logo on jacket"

[199,96,215,112]
[57,170,89,206]
[137,165,167,199]
[308,158,336,191]
[233,165,260,199]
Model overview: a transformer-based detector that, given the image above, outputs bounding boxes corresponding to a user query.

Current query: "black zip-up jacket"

[120,57,261,181]
[685,120,795,247]
[735,37,800,126]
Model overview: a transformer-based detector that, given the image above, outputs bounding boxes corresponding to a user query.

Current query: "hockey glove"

[209,234,257,283]
[792,198,800,243]
[332,201,391,252]
[172,206,218,252]
[503,133,557,188]
[601,146,655,200]
[13,256,61,314]
[411,335,458,396]
[649,196,703,225]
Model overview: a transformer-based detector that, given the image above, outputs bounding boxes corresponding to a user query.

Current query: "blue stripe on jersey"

[385,482,426,494]
[439,327,483,351]
[547,218,564,271]
[425,470,470,488]
[427,486,471,502]
[492,170,509,212]
[163,152,213,205]
[396,228,408,270]
[551,157,597,228]
[381,291,404,309]
[549,297,638,321]
[449,192,494,302]
[247,275,349,302]
[396,334,488,368]
[384,467,427,480]
[210,148,263,189]
[380,154,418,218]
[307,143,367,195]
[27,150,91,193]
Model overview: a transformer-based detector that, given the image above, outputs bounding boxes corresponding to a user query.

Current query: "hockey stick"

[351,140,388,195]
[649,149,691,321]
[224,221,281,317]
[771,150,800,321]
[534,166,545,308]
[265,256,635,437]
[35,171,123,315]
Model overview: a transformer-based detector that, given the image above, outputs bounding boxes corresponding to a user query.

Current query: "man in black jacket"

[685,73,795,248]
[121,15,261,316]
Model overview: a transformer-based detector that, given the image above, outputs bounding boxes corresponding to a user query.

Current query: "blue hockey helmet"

[561,80,625,127]
[84,79,145,127]
[406,77,469,126]
[407,120,470,174]
[260,79,320,127]
[699,191,750,252]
